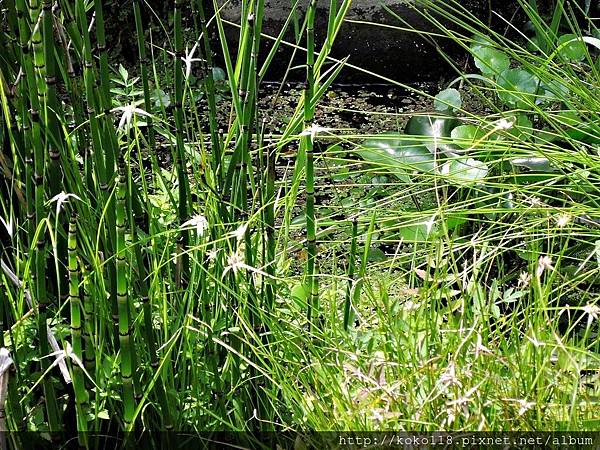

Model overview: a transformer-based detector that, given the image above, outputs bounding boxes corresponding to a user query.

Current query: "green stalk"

[343,217,358,330]
[42,0,71,338]
[27,0,61,432]
[55,5,91,194]
[174,0,190,282]
[228,2,256,222]
[263,137,276,314]
[42,0,63,199]
[80,264,95,379]
[74,0,119,346]
[131,5,173,428]
[133,1,157,155]
[351,212,377,328]
[93,0,117,177]
[196,0,223,187]
[116,158,135,429]
[92,0,121,337]
[14,0,36,249]
[67,215,88,438]
[304,0,318,328]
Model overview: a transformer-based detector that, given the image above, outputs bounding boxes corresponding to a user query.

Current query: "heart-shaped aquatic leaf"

[561,118,600,144]
[212,67,227,81]
[506,114,533,141]
[540,80,569,102]
[153,89,171,108]
[510,157,557,172]
[368,247,387,262]
[397,223,435,242]
[404,115,459,155]
[360,134,435,181]
[290,283,309,308]
[291,214,306,227]
[557,34,587,61]
[441,158,489,186]
[434,88,462,112]
[497,69,539,109]
[470,44,510,76]
[450,125,487,149]
[384,218,438,243]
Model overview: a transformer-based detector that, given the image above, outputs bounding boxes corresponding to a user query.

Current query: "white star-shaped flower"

[112,104,151,130]
[181,214,209,236]
[47,191,82,217]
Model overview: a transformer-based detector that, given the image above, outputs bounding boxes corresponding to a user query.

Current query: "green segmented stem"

[304,0,318,329]
[92,0,120,335]
[344,218,358,331]
[42,0,70,325]
[14,0,37,245]
[93,0,117,177]
[131,3,173,429]
[25,0,61,432]
[133,1,157,155]
[74,0,119,345]
[81,264,95,376]
[116,159,135,428]
[67,216,88,438]
[42,0,63,199]
[174,0,190,282]
[196,0,223,186]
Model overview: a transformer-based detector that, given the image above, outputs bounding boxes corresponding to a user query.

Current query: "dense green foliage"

[0,0,599,446]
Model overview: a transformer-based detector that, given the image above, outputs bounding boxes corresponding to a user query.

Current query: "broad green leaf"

[451,124,487,149]
[291,214,306,227]
[557,34,587,61]
[153,89,171,108]
[434,88,462,112]
[404,115,459,155]
[383,216,438,243]
[398,222,437,242]
[553,111,600,143]
[497,69,539,109]
[360,134,434,181]
[506,114,533,141]
[534,128,559,144]
[446,214,468,230]
[510,157,557,172]
[541,80,569,102]
[441,157,488,186]
[470,44,510,76]
[563,120,600,144]
[290,284,309,307]
[212,67,226,81]
[367,247,387,262]
[502,287,526,303]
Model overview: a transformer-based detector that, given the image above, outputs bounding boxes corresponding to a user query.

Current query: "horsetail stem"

[133,1,157,154]
[343,217,358,331]
[196,0,223,186]
[80,264,95,376]
[116,158,135,428]
[174,0,190,282]
[67,215,88,437]
[24,0,62,431]
[304,0,318,329]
